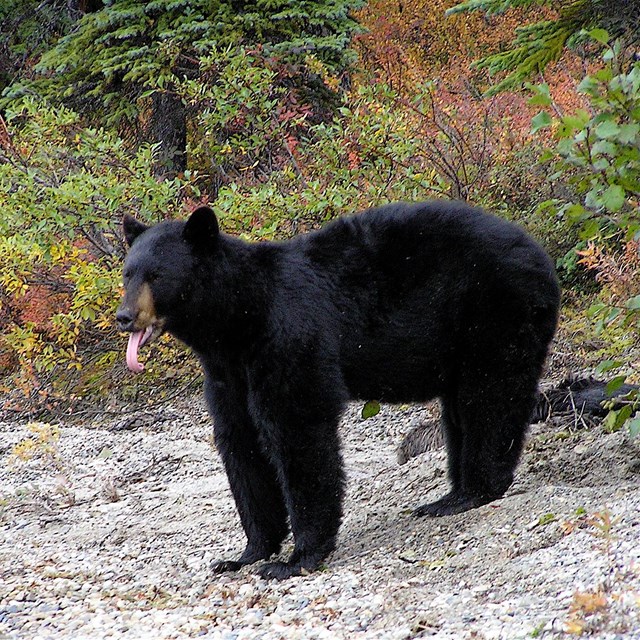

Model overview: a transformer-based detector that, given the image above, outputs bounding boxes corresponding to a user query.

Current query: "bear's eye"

[123,268,132,282]
[147,270,160,283]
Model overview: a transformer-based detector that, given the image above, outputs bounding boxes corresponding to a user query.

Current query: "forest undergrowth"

[0,1,639,436]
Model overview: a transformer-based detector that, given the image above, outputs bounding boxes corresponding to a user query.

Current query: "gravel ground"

[1,395,640,639]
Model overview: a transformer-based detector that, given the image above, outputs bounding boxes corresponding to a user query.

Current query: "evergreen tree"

[448,0,640,94]
[4,0,363,174]
[0,0,76,94]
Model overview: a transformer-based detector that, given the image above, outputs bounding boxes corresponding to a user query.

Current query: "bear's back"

[295,200,558,309]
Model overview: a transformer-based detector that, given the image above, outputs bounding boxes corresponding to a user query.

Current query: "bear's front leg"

[206,378,289,574]
[257,537,339,580]
[253,408,346,580]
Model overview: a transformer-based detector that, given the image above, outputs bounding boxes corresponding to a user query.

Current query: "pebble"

[237,583,254,598]
[243,608,264,625]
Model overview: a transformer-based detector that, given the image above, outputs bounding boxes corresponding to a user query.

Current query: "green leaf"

[588,28,610,45]
[527,83,552,107]
[538,513,555,526]
[603,409,618,432]
[605,375,627,397]
[612,404,633,431]
[577,75,599,95]
[591,140,617,157]
[563,203,587,223]
[605,307,621,324]
[595,119,621,139]
[627,416,640,438]
[361,400,381,420]
[601,184,625,212]
[560,111,590,136]
[593,67,613,83]
[617,123,640,144]
[626,295,640,310]
[538,148,555,163]
[596,360,623,374]
[531,111,552,134]
[579,219,601,240]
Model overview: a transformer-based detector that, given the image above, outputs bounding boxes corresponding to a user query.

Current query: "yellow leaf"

[564,617,586,635]
[571,591,608,614]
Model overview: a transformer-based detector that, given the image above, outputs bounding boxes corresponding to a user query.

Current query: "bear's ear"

[183,206,219,249]
[123,214,149,247]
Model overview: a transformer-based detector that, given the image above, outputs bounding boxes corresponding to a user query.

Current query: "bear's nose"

[116,308,135,331]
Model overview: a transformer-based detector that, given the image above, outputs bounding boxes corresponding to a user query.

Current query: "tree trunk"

[77,1,105,13]
[150,91,187,178]
[68,0,104,15]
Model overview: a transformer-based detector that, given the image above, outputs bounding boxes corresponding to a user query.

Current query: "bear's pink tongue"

[126,329,147,373]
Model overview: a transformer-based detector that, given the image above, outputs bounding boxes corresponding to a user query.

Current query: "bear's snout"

[116,307,135,332]
[116,282,157,333]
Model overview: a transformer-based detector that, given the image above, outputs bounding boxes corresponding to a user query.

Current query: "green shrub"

[532,40,640,295]
[0,98,198,404]
[531,38,640,434]
[2,77,510,409]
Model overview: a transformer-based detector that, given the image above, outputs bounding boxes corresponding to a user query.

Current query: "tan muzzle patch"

[133,282,157,330]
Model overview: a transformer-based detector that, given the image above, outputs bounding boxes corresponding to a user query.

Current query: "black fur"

[531,376,639,422]
[117,201,560,579]
[398,376,640,464]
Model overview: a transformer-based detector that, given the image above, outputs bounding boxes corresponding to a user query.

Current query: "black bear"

[397,377,640,464]
[116,201,560,579]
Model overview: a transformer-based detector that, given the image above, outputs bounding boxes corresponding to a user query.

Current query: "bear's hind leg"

[414,363,539,517]
[413,396,484,517]
[414,301,555,518]
[440,399,463,491]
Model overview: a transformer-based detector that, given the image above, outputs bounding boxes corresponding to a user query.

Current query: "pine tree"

[0,0,75,95]
[4,0,363,174]
[448,0,640,94]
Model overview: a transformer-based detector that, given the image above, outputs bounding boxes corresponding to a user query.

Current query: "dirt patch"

[524,420,640,488]
[1,395,640,639]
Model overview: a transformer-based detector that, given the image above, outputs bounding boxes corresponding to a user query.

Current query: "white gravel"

[1,398,640,639]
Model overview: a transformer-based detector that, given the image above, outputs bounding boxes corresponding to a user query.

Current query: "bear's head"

[116,206,219,372]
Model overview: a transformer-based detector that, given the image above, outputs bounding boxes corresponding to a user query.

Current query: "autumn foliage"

[1,1,640,413]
